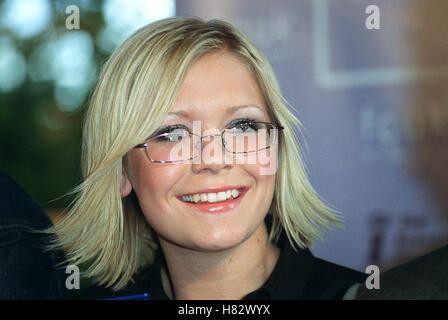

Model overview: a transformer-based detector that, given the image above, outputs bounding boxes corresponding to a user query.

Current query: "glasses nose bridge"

[193,132,227,156]
[201,133,223,141]
[197,133,225,148]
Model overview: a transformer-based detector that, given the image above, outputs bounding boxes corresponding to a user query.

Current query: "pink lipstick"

[177,186,249,213]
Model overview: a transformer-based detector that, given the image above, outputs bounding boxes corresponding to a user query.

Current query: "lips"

[177,186,249,213]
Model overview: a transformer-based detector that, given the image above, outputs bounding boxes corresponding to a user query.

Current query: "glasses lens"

[147,130,199,162]
[223,123,275,154]
[144,123,280,162]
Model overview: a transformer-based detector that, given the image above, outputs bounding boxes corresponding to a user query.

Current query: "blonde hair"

[47,16,341,291]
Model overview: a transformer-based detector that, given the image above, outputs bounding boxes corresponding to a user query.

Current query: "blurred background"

[1,0,447,273]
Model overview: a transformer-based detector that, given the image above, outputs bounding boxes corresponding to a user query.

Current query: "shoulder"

[266,227,367,300]
[303,256,367,299]
[269,238,367,300]
[311,256,366,280]
[355,244,448,299]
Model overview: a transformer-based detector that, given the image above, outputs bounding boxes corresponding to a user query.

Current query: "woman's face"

[122,50,278,251]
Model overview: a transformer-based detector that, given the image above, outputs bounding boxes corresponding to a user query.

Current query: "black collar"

[148,230,316,300]
[71,219,365,300]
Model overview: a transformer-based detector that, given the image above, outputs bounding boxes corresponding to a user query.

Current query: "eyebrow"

[167,105,265,118]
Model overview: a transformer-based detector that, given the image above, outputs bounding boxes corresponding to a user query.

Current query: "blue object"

[104,293,150,300]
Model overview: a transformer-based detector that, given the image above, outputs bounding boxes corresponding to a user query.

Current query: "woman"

[49,16,365,300]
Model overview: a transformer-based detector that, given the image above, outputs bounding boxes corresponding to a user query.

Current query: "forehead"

[168,50,269,119]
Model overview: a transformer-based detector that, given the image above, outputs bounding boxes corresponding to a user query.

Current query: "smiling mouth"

[178,187,246,204]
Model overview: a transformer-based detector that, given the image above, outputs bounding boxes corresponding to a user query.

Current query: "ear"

[120,163,133,198]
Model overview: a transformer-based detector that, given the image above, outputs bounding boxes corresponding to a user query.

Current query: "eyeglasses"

[135,121,284,163]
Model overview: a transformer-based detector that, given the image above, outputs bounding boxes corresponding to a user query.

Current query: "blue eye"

[153,125,190,142]
[228,118,261,133]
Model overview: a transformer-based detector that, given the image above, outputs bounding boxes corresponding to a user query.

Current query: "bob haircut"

[48,16,341,291]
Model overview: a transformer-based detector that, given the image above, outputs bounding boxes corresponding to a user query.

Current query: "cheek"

[242,144,279,177]
[243,160,276,208]
[129,162,187,210]
[129,163,190,238]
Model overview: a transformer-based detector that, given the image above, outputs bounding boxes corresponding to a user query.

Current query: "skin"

[121,50,280,299]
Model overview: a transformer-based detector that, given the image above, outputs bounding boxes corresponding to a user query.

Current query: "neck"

[159,222,280,300]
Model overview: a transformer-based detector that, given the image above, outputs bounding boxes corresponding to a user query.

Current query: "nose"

[191,133,233,174]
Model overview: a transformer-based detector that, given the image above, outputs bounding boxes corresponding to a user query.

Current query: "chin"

[188,225,250,252]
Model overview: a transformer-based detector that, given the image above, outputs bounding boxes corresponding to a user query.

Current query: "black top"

[0,172,67,299]
[68,227,366,300]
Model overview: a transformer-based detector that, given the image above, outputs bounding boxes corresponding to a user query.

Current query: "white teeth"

[207,193,217,203]
[217,192,227,201]
[181,189,241,203]
[192,194,200,203]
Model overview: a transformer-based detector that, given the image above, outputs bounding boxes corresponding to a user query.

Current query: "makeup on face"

[157,105,268,134]
[157,106,273,215]
[125,51,277,253]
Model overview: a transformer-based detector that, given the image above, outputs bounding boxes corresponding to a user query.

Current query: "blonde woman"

[50,16,365,300]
